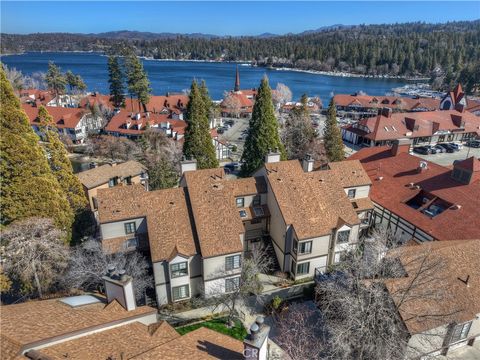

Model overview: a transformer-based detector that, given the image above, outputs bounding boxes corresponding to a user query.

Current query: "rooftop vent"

[60,294,102,308]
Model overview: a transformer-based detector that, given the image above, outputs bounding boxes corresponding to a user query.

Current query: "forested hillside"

[2,21,479,77]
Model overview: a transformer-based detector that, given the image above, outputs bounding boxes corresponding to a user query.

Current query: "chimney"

[391,138,411,157]
[244,316,270,360]
[103,267,136,311]
[180,158,197,174]
[264,150,281,164]
[302,153,315,172]
[417,161,428,173]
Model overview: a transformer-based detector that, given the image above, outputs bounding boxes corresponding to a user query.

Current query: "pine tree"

[323,99,345,162]
[45,61,66,105]
[0,68,73,236]
[108,56,125,108]
[183,80,218,169]
[38,106,88,213]
[125,54,151,112]
[241,76,286,176]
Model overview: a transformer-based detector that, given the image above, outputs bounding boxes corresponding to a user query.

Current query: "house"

[281,99,321,114]
[19,88,55,105]
[22,103,103,144]
[349,140,480,242]
[96,154,373,305]
[333,94,440,118]
[342,107,480,147]
[384,239,480,358]
[76,160,148,212]
[0,270,253,360]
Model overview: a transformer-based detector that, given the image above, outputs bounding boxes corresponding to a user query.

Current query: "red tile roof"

[343,110,480,142]
[333,94,440,112]
[349,147,480,241]
[22,103,86,129]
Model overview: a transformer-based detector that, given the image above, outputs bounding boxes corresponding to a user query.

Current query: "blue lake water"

[1,52,407,102]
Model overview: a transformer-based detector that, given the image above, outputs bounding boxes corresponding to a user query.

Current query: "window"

[124,237,138,249]
[225,255,241,271]
[253,207,264,217]
[172,285,189,301]
[337,230,350,244]
[449,322,472,344]
[170,261,188,278]
[225,277,240,293]
[253,195,261,206]
[239,210,247,218]
[236,197,244,208]
[124,222,136,235]
[298,241,312,254]
[297,262,310,275]
[334,251,348,264]
[347,189,356,199]
[124,176,132,185]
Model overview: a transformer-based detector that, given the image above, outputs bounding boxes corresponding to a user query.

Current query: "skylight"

[60,295,102,308]
[253,207,264,217]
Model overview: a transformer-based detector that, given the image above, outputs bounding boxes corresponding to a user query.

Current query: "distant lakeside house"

[96,153,373,305]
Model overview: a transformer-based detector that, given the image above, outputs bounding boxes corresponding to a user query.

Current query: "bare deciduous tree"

[63,239,153,301]
[0,218,69,298]
[273,83,292,106]
[222,91,242,118]
[315,229,453,360]
[273,303,326,360]
[194,246,274,325]
[86,135,141,161]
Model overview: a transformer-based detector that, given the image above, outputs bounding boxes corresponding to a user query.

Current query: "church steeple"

[234,65,240,92]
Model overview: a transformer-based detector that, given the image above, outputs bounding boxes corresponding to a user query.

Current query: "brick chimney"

[391,138,412,157]
[302,154,315,172]
[180,158,197,174]
[244,316,270,360]
[103,267,136,311]
[265,150,281,164]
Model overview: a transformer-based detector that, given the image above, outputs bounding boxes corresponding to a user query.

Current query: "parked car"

[424,145,437,154]
[217,128,225,134]
[466,140,480,148]
[224,162,241,171]
[436,143,455,153]
[413,146,430,155]
[448,142,463,151]
[434,145,445,153]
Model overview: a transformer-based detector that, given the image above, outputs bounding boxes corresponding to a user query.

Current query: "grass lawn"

[176,317,247,341]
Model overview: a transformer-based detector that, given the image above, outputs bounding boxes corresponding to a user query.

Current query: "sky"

[1,1,479,36]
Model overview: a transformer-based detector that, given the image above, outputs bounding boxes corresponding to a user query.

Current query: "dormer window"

[170,262,188,278]
[236,197,244,208]
[337,230,350,244]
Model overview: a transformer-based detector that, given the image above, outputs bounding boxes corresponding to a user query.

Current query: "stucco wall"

[100,217,147,240]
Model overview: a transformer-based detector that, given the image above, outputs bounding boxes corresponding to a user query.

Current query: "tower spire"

[234,65,240,92]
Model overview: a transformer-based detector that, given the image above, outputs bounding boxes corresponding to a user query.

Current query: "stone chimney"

[264,150,281,164]
[180,158,197,174]
[103,266,136,311]
[391,138,412,157]
[244,316,270,360]
[302,153,315,172]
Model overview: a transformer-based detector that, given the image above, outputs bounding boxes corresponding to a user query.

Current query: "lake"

[1,52,407,103]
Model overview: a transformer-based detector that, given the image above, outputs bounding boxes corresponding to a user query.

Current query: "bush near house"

[175,317,247,341]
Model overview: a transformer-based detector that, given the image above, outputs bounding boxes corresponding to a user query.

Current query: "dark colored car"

[436,143,455,153]
[434,145,445,153]
[424,145,437,154]
[413,146,430,155]
[466,140,480,148]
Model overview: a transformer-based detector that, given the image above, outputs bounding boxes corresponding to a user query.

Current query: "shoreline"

[2,50,427,81]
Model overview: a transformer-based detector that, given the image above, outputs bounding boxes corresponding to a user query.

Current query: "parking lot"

[217,117,250,161]
[414,145,480,167]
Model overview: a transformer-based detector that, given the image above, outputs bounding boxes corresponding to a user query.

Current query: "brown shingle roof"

[327,160,372,187]
[183,169,244,258]
[37,321,179,360]
[333,94,440,111]
[132,327,244,360]
[0,297,156,358]
[385,240,480,334]
[77,161,146,189]
[264,160,361,239]
[97,184,148,223]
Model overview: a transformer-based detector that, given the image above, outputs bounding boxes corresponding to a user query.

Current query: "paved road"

[218,117,250,161]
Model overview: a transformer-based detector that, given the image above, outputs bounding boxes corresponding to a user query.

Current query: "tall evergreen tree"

[241,76,286,176]
[45,61,66,105]
[38,106,88,213]
[0,68,73,235]
[183,80,218,169]
[107,56,125,108]
[125,54,151,112]
[323,99,345,162]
